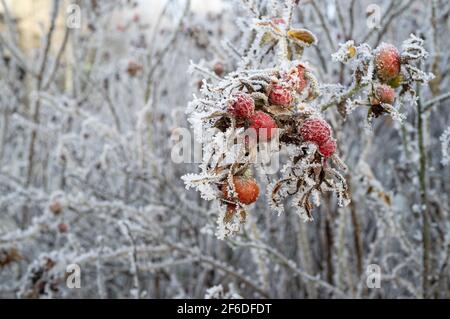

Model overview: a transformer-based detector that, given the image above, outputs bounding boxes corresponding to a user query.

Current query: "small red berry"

[374,43,401,82]
[249,111,277,141]
[213,61,225,76]
[127,60,143,77]
[49,201,63,215]
[58,223,69,233]
[299,118,332,145]
[228,92,255,119]
[318,138,337,158]
[221,176,260,205]
[268,84,293,107]
[371,84,396,105]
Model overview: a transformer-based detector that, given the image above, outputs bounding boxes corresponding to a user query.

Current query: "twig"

[144,0,191,103]
[320,82,363,111]
[26,0,61,186]
[230,239,348,298]
[423,91,450,112]
[43,26,71,90]
[310,0,336,51]
[416,85,431,298]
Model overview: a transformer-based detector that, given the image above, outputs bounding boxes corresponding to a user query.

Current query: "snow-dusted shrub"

[0,0,449,299]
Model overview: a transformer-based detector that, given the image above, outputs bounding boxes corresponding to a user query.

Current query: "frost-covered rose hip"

[318,138,337,158]
[221,176,260,205]
[249,111,277,141]
[374,43,401,82]
[371,84,396,105]
[228,92,255,119]
[299,118,332,145]
[268,84,293,107]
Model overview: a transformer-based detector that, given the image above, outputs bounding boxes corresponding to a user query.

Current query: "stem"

[350,200,363,277]
[144,0,190,103]
[423,91,450,112]
[310,0,336,51]
[417,89,431,298]
[320,82,363,112]
[324,213,334,284]
[401,124,411,160]
[26,0,60,186]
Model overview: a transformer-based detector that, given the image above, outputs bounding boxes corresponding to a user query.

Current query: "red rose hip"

[221,176,260,205]
[228,92,255,119]
[371,84,396,105]
[318,138,337,158]
[374,43,401,82]
[268,84,293,107]
[299,118,332,145]
[249,111,277,141]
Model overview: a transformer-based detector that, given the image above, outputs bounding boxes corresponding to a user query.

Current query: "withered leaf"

[348,45,357,58]
[287,29,317,46]
[264,104,293,116]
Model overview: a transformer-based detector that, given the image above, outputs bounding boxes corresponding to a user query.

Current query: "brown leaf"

[223,208,235,223]
[239,210,247,223]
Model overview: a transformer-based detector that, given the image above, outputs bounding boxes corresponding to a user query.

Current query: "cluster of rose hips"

[227,92,277,141]
[370,43,402,113]
[221,91,271,212]
[186,33,431,236]
[220,64,336,212]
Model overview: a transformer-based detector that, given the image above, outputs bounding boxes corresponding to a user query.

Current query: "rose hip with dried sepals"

[268,84,293,107]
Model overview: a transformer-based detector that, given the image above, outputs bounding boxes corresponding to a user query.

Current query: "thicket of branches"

[0,0,449,298]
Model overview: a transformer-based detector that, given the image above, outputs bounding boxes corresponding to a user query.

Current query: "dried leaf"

[287,28,317,46]
[348,45,357,58]
[264,104,293,116]
[239,210,247,223]
[223,209,235,223]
